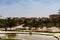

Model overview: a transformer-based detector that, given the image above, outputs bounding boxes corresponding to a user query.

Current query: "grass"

[0,39,19,40]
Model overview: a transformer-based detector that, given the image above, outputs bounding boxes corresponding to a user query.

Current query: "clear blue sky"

[0,0,60,18]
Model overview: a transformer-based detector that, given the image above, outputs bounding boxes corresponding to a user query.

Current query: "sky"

[0,0,60,18]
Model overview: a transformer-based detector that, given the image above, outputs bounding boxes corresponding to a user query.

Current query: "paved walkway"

[0,31,55,38]
[0,31,53,35]
[0,31,60,40]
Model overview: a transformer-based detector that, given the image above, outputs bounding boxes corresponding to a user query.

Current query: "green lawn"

[0,39,20,40]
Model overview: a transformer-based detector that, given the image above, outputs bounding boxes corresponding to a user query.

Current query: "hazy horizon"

[0,0,60,18]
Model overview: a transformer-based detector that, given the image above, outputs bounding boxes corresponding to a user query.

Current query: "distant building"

[49,14,60,19]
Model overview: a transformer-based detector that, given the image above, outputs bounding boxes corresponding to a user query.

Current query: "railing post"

[53,35,60,40]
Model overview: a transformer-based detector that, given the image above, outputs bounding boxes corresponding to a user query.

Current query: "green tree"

[38,18,43,28]
[23,18,32,30]
[6,18,17,30]
[31,19,39,30]
[42,18,52,28]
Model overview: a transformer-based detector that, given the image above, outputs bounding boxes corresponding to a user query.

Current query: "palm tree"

[55,17,60,28]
